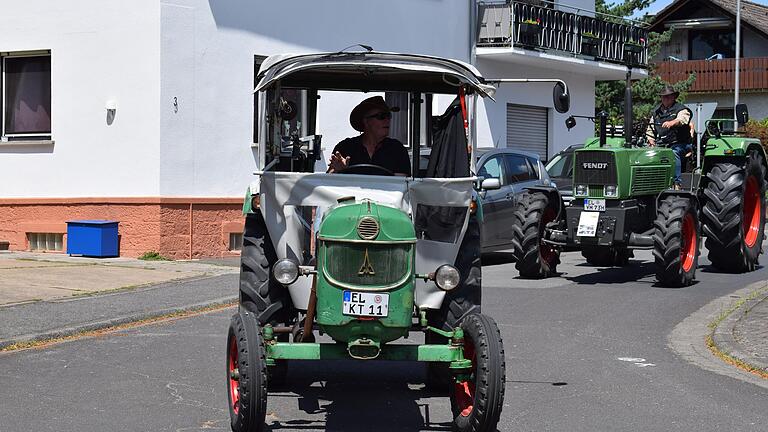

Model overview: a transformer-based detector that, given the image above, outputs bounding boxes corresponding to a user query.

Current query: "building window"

[689,30,736,59]
[229,232,243,251]
[2,54,51,140]
[27,233,63,251]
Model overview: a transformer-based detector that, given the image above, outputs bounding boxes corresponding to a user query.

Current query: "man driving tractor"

[646,85,693,190]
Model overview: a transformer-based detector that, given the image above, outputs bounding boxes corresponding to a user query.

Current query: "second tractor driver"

[646,85,693,190]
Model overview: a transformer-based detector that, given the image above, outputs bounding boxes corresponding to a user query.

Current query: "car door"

[478,154,510,249]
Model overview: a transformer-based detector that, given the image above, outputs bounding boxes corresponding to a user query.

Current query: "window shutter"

[506,104,548,160]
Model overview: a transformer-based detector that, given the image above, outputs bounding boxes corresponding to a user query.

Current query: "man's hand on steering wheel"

[328,151,351,172]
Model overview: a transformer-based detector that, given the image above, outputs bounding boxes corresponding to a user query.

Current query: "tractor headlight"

[273,259,299,285]
[575,184,588,197]
[435,265,460,291]
[605,185,618,197]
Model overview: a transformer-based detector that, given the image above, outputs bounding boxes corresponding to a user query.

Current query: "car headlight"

[273,259,299,285]
[605,185,618,197]
[575,184,588,197]
[435,265,460,291]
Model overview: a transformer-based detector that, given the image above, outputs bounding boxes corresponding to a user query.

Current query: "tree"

[594,0,696,123]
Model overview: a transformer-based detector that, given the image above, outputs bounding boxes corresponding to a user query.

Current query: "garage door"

[506,104,548,160]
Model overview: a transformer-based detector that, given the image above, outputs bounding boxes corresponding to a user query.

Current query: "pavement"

[0,248,766,380]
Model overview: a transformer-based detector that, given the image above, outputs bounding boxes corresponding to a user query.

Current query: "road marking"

[617,357,656,367]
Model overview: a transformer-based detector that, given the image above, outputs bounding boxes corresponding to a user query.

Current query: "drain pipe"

[189,202,193,259]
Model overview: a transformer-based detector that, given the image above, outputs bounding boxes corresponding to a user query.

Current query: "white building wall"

[0,0,161,198]
[159,0,473,196]
[474,58,595,159]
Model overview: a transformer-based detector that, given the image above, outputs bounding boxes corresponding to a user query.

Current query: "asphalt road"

[1,250,766,431]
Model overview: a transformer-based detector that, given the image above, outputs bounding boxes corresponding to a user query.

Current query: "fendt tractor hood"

[254,51,497,98]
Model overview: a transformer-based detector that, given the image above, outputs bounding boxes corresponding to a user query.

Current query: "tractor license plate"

[342,291,389,317]
[577,211,600,237]
[584,198,606,212]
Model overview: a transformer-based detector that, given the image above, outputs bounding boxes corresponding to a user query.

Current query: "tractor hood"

[254,51,496,98]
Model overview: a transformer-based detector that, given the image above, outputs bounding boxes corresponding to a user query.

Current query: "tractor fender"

[523,185,564,221]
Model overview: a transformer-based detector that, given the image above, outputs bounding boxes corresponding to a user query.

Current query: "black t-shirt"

[332,136,411,176]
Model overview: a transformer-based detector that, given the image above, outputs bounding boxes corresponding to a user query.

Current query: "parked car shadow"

[265,360,457,431]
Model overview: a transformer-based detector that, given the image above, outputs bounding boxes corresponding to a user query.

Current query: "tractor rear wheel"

[227,311,268,432]
[653,195,699,287]
[239,211,293,388]
[702,151,767,272]
[449,314,505,432]
[511,191,560,278]
[426,214,482,392]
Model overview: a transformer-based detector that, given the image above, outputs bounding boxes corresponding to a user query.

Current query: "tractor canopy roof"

[254,51,496,98]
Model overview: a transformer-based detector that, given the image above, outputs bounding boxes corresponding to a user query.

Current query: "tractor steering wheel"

[338,164,394,176]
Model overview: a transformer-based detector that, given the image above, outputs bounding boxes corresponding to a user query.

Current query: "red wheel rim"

[454,339,476,417]
[228,337,240,415]
[539,207,557,266]
[681,213,696,272]
[743,176,761,248]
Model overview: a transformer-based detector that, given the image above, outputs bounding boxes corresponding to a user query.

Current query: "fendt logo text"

[582,162,609,170]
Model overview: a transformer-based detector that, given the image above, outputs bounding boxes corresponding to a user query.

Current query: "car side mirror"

[481,178,501,190]
[553,82,570,114]
[735,103,749,126]
[565,116,577,130]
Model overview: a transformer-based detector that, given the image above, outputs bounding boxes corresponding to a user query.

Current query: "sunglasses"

[366,111,392,120]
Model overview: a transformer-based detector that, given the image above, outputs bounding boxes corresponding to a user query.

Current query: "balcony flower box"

[580,33,600,57]
[519,19,541,36]
[623,40,644,54]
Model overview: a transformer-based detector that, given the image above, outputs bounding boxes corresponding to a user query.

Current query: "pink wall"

[0,198,244,259]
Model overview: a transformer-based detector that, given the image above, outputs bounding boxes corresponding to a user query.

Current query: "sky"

[631,0,768,18]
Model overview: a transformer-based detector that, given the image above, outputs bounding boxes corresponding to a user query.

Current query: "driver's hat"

[350,96,400,132]
[658,85,679,98]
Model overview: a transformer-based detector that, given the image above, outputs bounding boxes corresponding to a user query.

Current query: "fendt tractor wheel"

[239,211,292,387]
[653,196,699,287]
[426,215,482,392]
[511,191,560,278]
[702,150,767,272]
[450,314,505,432]
[581,246,633,267]
[227,311,268,432]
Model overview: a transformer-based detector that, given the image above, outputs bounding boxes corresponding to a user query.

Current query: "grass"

[706,285,768,379]
[138,251,171,261]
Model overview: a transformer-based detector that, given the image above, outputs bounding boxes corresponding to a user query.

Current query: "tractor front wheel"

[227,311,268,432]
[450,314,505,432]
[653,195,699,287]
[511,191,560,278]
[702,151,767,272]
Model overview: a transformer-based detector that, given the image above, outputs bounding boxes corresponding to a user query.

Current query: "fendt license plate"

[584,198,606,211]
[342,291,389,317]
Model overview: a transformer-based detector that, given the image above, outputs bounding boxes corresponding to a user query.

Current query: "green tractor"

[514,76,766,287]
[226,50,571,431]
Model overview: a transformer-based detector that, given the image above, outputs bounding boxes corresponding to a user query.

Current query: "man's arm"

[662,109,691,129]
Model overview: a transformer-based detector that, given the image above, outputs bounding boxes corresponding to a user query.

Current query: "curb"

[0,296,237,351]
[710,287,768,375]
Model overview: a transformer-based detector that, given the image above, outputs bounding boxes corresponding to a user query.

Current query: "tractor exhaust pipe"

[624,68,633,147]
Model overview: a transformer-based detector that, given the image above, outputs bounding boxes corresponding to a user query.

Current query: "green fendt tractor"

[514,75,766,287]
[225,50,572,432]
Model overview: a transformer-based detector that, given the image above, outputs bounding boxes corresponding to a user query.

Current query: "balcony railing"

[656,57,768,92]
[477,0,649,68]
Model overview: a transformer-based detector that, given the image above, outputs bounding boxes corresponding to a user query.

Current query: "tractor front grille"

[574,151,618,185]
[323,242,411,289]
[632,166,668,195]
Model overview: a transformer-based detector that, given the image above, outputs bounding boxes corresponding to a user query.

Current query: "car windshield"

[545,152,570,178]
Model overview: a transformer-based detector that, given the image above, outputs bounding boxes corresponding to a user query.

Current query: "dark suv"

[545,144,582,207]
[476,148,553,253]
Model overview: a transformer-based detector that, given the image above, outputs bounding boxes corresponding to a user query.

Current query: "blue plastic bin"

[66,220,119,257]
